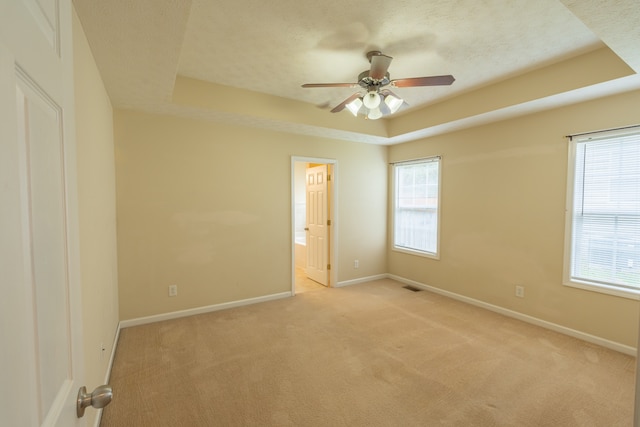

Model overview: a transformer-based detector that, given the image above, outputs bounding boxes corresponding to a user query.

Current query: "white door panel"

[0,41,41,427]
[17,76,73,424]
[306,165,328,286]
[0,0,84,425]
[22,0,60,51]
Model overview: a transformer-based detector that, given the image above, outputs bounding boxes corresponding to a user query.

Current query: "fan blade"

[302,83,358,88]
[331,92,362,113]
[380,88,401,99]
[391,75,455,88]
[369,53,392,80]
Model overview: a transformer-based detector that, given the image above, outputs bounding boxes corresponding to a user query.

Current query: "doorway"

[291,157,337,295]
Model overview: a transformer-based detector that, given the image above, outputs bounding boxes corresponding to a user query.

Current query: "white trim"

[390,157,442,259]
[93,323,121,427]
[562,136,577,293]
[391,246,439,260]
[119,292,291,328]
[105,323,120,383]
[562,133,640,300]
[388,274,636,356]
[565,279,640,300]
[290,158,297,297]
[335,274,388,288]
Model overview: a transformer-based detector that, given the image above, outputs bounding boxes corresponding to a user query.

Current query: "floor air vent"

[403,285,423,292]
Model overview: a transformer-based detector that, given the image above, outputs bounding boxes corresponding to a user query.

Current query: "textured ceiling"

[73,0,640,144]
[178,0,599,110]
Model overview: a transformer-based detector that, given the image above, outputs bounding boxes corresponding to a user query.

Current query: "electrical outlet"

[354,259,359,269]
[515,285,525,298]
[169,284,178,297]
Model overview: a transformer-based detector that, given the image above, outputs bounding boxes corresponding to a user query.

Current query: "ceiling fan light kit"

[345,93,395,120]
[363,90,381,109]
[302,51,455,120]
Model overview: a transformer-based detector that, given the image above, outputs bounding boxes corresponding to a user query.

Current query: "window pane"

[393,159,440,255]
[570,132,640,290]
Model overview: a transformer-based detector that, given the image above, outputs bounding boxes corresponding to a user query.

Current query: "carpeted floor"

[101,279,635,426]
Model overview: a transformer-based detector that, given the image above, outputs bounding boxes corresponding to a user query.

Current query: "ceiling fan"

[302,51,455,120]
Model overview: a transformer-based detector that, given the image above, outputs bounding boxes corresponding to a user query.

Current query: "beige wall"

[388,89,640,347]
[73,17,638,351]
[114,111,388,320]
[73,8,119,426]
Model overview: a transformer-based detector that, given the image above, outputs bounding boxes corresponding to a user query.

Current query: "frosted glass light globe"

[362,91,381,109]
[367,107,382,120]
[346,98,363,116]
[384,94,403,114]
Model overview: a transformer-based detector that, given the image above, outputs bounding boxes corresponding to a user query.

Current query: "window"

[392,157,441,258]
[565,127,640,297]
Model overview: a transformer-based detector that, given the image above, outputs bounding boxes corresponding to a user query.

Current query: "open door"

[0,0,93,425]
[305,164,329,286]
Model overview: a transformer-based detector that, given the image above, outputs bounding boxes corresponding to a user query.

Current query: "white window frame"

[563,126,640,300]
[391,156,442,259]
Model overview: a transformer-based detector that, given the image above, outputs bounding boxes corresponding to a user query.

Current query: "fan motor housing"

[358,70,390,90]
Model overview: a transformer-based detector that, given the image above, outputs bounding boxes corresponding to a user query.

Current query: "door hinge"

[327,174,331,181]
[327,219,331,226]
[327,264,331,270]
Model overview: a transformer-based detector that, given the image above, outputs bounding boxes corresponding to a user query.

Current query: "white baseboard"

[106,323,121,382]
[388,274,636,356]
[120,291,292,328]
[336,274,388,288]
[113,276,635,359]
[93,321,121,427]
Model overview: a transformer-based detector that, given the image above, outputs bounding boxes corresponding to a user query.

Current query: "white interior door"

[0,0,85,425]
[305,165,329,286]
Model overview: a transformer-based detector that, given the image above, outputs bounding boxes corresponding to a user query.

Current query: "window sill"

[392,246,439,260]
[564,279,640,300]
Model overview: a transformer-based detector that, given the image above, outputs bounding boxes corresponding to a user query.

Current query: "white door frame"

[290,156,338,295]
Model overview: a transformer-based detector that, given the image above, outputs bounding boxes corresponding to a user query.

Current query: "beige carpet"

[101,279,635,426]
